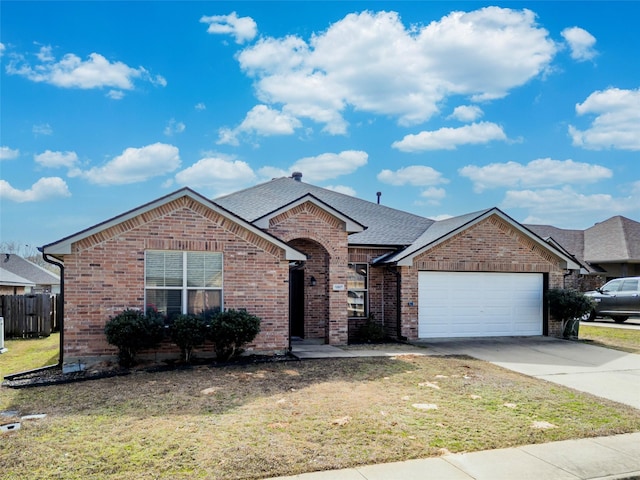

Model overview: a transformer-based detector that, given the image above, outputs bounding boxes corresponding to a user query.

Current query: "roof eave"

[253,194,366,233]
[392,208,581,269]
[41,187,307,262]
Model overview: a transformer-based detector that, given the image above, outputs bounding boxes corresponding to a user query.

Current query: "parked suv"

[583,276,640,323]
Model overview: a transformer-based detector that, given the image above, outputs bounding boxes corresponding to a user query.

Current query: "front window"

[145,250,222,320]
[347,263,368,318]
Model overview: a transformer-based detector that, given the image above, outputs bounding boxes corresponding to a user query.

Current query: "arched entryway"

[288,238,330,342]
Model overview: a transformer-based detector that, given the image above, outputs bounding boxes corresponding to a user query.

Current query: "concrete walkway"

[268,432,640,480]
[283,337,640,479]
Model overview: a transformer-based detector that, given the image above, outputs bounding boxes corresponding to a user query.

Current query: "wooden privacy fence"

[0,294,59,338]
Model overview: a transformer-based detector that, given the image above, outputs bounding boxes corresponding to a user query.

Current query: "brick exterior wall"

[266,201,349,344]
[348,247,396,342]
[400,214,569,340]
[61,197,290,369]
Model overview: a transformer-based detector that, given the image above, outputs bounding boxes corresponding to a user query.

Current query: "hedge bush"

[104,309,164,367]
[548,288,594,339]
[170,314,207,363]
[208,309,261,361]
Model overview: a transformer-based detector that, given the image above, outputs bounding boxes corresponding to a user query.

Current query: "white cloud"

[392,122,507,152]
[195,102,206,111]
[378,165,448,186]
[449,105,483,122]
[0,42,6,57]
[175,156,256,193]
[502,186,637,226]
[164,119,186,136]
[7,45,166,95]
[561,26,597,62]
[0,146,19,160]
[324,185,356,196]
[0,177,71,202]
[217,105,302,145]
[107,89,125,100]
[259,150,368,183]
[420,187,446,205]
[231,7,555,137]
[569,87,640,151]
[69,143,180,185]
[34,150,79,168]
[459,158,612,192]
[33,123,53,136]
[200,12,257,44]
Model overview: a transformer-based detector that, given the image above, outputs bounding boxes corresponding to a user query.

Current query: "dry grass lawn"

[2,354,639,479]
[579,324,640,354]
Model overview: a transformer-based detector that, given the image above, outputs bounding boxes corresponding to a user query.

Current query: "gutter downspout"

[41,251,64,367]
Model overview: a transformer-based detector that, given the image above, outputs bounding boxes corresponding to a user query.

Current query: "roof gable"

[585,215,640,262]
[253,194,365,233]
[42,188,306,261]
[382,208,580,269]
[216,177,434,246]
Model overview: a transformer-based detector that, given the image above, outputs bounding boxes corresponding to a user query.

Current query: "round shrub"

[104,309,163,367]
[170,314,208,363]
[208,309,261,361]
[548,288,594,339]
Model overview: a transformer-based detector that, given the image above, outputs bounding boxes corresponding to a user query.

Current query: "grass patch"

[0,333,59,378]
[579,325,640,354]
[1,354,639,479]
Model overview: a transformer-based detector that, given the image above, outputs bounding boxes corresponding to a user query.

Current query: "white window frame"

[347,262,368,318]
[144,250,223,318]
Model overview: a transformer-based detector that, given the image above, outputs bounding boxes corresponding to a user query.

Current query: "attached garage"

[418,272,543,338]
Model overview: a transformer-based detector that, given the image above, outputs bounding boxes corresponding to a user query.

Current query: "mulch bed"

[2,353,295,389]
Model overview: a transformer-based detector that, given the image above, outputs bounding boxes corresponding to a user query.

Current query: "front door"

[290,269,305,338]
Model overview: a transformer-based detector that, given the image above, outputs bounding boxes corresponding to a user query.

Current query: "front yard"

[2,348,639,479]
[579,324,640,354]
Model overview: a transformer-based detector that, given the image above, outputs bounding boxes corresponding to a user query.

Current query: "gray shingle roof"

[215,177,434,246]
[525,215,640,272]
[0,267,35,286]
[524,224,594,271]
[0,254,60,285]
[584,216,640,262]
[381,209,492,263]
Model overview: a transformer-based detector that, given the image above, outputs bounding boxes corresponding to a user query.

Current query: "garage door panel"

[418,272,543,338]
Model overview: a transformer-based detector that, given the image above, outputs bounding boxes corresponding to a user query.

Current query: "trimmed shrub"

[208,309,261,361]
[548,288,594,339]
[170,314,207,363]
[104,309,163,367]
[355,314,386,343]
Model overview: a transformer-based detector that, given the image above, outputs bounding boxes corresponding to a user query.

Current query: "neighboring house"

[0,267,35,294]
[42,174,580,371]
[526,216,640,291]
[0,253,60,294]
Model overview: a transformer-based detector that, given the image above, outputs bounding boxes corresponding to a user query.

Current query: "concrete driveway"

[415,337,640,409]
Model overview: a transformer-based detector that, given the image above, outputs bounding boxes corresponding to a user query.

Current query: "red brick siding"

[62,200,290,367]
[267,201,349,344]
[348,248,396,342]
[402,215,568,339]
[289,238,329,339]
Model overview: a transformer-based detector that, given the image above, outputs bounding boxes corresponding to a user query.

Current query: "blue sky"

[1,1,639,248]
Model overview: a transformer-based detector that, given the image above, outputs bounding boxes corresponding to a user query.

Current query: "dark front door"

[290,269,305,338]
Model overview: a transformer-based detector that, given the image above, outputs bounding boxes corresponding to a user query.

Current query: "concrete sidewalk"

[267,432,640,479]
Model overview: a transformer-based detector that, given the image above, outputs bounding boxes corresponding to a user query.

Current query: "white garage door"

[418,272,543,338]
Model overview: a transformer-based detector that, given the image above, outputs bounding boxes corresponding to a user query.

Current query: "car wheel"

[582,310,596,322]
[611,316,629,323]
